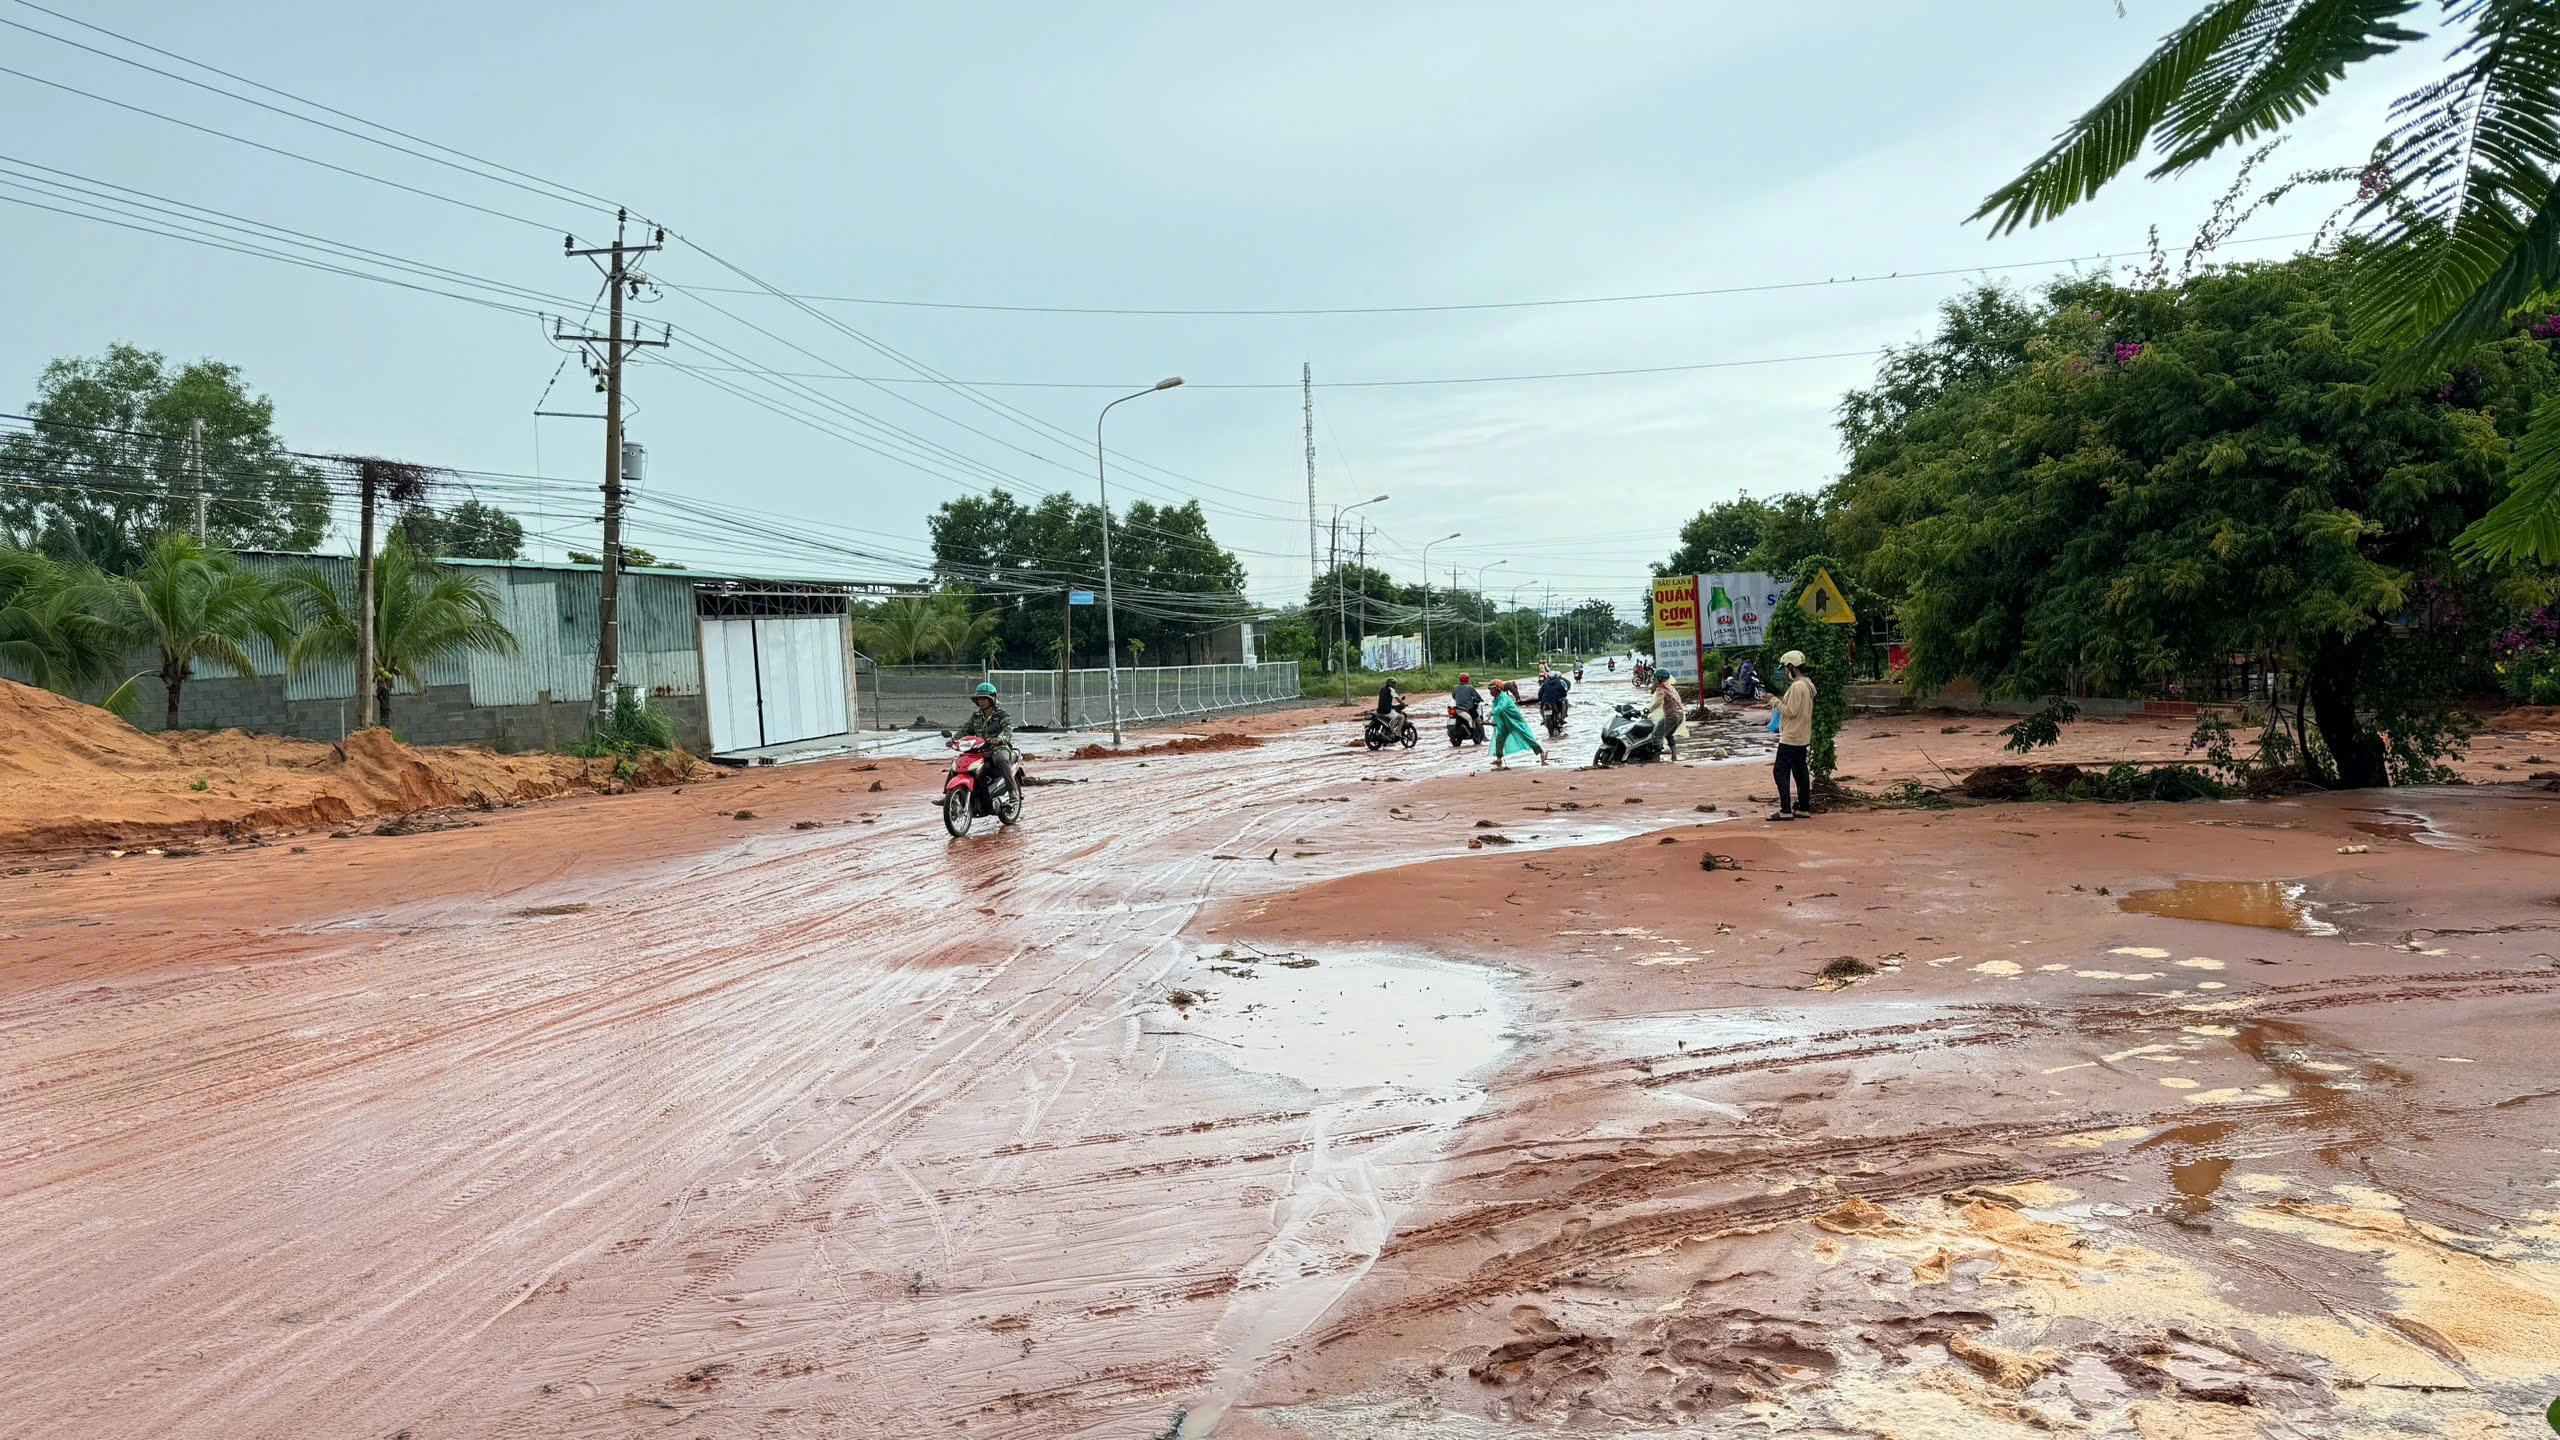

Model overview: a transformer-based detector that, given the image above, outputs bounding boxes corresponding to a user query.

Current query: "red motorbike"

[942,735,1024,837]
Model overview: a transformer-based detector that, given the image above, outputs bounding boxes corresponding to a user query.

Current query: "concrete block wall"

[131,671,712,754]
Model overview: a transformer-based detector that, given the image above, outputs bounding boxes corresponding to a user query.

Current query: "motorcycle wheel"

[942,788,974,838]
[995,784,1023,826]
[1398,721,1418,748]
[1449,730,1464,748]
[1364,726,1384,752]
[1593,744,1617,768]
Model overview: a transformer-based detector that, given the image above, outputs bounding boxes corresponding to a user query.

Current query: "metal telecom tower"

[1303,362,1319,581]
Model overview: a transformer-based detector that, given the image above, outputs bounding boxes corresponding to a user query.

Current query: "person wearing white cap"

[1770,649,1815,821]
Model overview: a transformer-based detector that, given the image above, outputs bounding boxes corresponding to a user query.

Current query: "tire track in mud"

[1283,952,2560,1362]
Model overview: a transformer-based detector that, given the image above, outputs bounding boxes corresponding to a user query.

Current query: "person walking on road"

[1648,672,1686,760]
[1488,682,1548,770]
[1769,649,1815,821]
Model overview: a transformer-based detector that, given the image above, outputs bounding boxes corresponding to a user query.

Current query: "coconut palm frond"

[2154,0,2426,175]
[96,672,143,720]
[2456,392,2560,566]
[2353,2,2560,369]
[1976,0,2278,234]
[1978,0,2425,234]
[282,535,515,699]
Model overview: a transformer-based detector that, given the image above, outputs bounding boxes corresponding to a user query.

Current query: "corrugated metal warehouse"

[122,554,890,758]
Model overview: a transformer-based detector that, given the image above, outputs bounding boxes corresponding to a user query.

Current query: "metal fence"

[857,661,1300,730]
[991,662,1301,730]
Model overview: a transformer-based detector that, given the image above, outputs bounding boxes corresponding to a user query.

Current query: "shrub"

[569,686,676,758]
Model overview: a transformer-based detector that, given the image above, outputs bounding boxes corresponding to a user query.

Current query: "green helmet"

[975,681,998,697]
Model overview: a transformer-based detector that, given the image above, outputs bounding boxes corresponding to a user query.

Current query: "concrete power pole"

[187,418,207,541]
[1302,362,1318,583]
[558,210,669,725]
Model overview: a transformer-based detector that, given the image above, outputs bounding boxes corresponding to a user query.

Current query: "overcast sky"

[0,2,2446,615]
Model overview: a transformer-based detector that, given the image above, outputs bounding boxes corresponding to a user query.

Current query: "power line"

[0,9,619,219]
[633,349,1887,390]
[0,61,567,231]
[673,232,2320,317]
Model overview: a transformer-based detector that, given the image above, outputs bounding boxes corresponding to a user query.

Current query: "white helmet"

[1780,649,1807,667]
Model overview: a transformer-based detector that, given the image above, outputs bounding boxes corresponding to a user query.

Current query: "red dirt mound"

[0,678,689,855]
[1065,731,1265,761]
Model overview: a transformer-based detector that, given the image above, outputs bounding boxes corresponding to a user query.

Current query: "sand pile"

[1065,732,1264,761]
[0,678,658,854]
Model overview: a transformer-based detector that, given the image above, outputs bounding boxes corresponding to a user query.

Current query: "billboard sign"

[1650,574,1701,683]
[1699,571,1783,650]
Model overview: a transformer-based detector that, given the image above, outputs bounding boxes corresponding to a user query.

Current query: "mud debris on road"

[2,699,2555,1438]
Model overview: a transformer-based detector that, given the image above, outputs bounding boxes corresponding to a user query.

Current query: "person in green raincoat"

[1488,681,1548,770]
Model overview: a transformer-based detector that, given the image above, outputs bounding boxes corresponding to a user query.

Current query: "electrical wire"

[672,232,2321,317]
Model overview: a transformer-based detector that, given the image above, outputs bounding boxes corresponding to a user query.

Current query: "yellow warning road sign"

[1795,567,1856,625]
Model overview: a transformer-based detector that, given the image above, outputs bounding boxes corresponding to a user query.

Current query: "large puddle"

[1159,948,1513,1436]
[2118,880,2335,934]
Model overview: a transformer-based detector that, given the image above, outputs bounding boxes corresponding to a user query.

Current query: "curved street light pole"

[1419,532,1459,671]
[1329,494,1388,701]
[1474,559,1507,664]
[1097,376,1183,746]
[1507,582,1532,669]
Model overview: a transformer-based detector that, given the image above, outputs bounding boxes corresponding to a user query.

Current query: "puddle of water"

[1167,949,1510,1094]
[2347,808,2468,851]
[2118,880,2335,934]
[1168,950,1512,1437]
[2170,1154,2233,1201]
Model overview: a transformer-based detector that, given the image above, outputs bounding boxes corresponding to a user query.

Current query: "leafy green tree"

[280,531,517,725]
[0,545,120,697]
[398,499,525,560]
[99,531,292,729]
[929,489,1249,665]
[567,545,675,568]
[1759,555,1857,781]
[1976,1,2560,565]
[1304,563,1411,664]
[1658,494,1833,604]
[0,345,331,572]
[1839,251,2554,788]
[1660,497,1779,574]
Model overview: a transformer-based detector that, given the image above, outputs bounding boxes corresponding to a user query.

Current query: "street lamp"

[1097,375,1182,746]
[1419,532,1459,670]
[1329,494,1388,701]
[1474,559,1507,664]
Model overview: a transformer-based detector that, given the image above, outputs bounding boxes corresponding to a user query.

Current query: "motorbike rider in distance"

[1536,667,1570,730]
[958,681,1017,796]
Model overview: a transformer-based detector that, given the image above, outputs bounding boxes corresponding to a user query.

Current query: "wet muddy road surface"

[5,700,2560,1439]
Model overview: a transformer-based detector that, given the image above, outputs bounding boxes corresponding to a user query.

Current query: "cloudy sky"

[0,2,2446,617]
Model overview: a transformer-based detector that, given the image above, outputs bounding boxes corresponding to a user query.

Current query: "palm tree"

[852,596,943,665]
[927,589,997,663]
[281,531,517,726]
[1979,2,2560,564]
[99,531,291,730]
[0,545,121,698]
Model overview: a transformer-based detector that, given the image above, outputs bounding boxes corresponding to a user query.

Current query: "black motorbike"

[1592,702,1669,768]
[1364,703,1419,751]
[1446,702,1486,747]
[1540,698,1569,739]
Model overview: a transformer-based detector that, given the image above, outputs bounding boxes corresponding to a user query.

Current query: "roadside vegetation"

[1654,249,2560,791]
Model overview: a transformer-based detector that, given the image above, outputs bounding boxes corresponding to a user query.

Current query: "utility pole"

[1326,495,1386,699]
[186,418,207,541]
[1060,585,1073,729]
[559,209,669,725]
[1303,362,1318,582]
[1355,520,1369,658]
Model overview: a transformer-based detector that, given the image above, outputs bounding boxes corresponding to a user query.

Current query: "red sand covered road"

[2,697,2556,1438]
